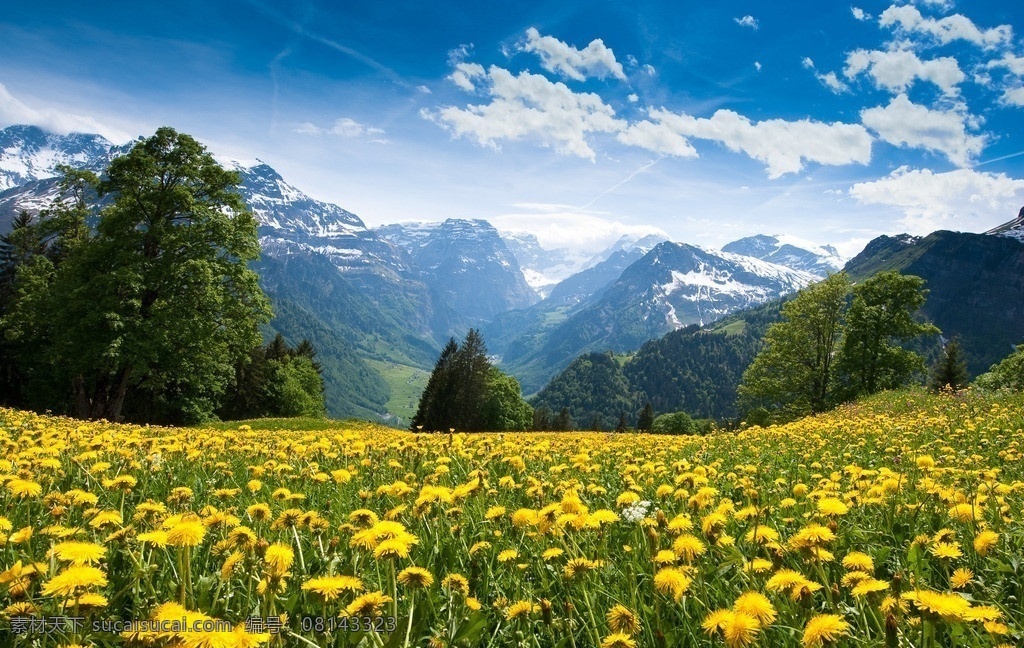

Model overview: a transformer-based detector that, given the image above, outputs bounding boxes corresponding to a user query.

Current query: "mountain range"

[9,124,1016,423]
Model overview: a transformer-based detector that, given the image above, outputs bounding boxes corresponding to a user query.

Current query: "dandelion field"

[2,389,1022,648]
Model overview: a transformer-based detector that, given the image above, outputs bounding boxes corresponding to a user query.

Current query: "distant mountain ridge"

[1,123,859,422]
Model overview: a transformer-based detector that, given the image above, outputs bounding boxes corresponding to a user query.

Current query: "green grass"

[712,319,747,335]
[367,358,430,425]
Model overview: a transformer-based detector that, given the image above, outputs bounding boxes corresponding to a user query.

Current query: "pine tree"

[929,336,969,392]
[637,402,655,432]
[532,405,551,430]
[615,412,628,432]
[553,407,574,431]
[410,338,459,431]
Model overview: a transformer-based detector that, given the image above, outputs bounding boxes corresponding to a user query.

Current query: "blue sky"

[2,0,1024,256]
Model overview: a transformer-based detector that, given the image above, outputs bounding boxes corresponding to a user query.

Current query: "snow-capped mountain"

[491,240,819,393]
[498,230,669,298]
[985,206,1024,243]
[376,219,538,325]
[721,234,842,277]
[0,125,115,191]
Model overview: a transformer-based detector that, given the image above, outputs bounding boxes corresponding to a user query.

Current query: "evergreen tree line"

[0,128,324,424]
[411,329,532,431]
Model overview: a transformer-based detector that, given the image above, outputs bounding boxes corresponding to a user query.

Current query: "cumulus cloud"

[0,82,132,143]
[621,107,872,178]
[849,166,1024,233]
[860,94,983,166]
[448,62,486,91]
[734,15,759,30]
[294,117,386,142]
[491,206,668,252]
[520,27,626,81]
[843,48,964,95]
[428,66,624,160]
[851,7,871,21]
[879,5,1013,49]
[1002,87,1024,106]
[803,58,850,93]
[987,53,1024,75]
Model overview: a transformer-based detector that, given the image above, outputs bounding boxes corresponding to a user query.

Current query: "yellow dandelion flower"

[733,592,776,626]
[672,534,706,561]
[841,552,874,572]
[166,521,206,547]
[497,549,519,563]
[302,575,364,600]
[653,567,692,601]
[930,542,962,560]
[441,573,470,596]
[802,614,850,647]
[40,565,108,597]
[397,566,434,588]
[851,578,889,597]
[373,538,411,560]
[504,600,538,621]
[606,604,641,635]
[973,530,998,555]
[950,568,973,589]
[600,633,637,648]
[49,541,106,565]
[816,498,849,516]
[264,543,294,574]
[345,591,392,617]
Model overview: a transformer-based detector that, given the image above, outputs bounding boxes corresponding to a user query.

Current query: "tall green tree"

[411,330,531,431]
[1,127,272,422]
[929,336,969,392]
[738,272,851,418]
[835,271,938,398]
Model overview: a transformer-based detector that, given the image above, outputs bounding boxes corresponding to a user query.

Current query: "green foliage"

[411,329,531,431]
[529,351,642,431]
[637,402,654,432]
[738,273,852,418]
[625,325,761,419]
[834,271,939,399]
[0,128,272,423]
[482,367,532,431]
[219,333,326,420]
[739,271,938,421]
[975,344,1024,391]
[929,336,970,392]
[650,411,715,435]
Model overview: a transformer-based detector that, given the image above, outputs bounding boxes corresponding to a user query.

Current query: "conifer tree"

[929,336,969,392]
[637,402,655,432]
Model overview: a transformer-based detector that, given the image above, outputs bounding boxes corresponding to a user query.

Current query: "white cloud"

[621,107,872,178]
[627,93,639,103]
[849,166,1024,233]
[520,28,626,81]
[734,15,759,30]
[843,48,964,95]
[986,53,1024,76]
[803,57,850,93]
[294,117,387,142]
[642,64,656,76]
[617,117,698,158]
[0,82,132,143]
[860,94,983,166]
[490,207,668,253]
[428,66,624,161]
[416,85,432,94]
[1002,87,1024,106]
[754,61,762,71]
[851,7,871,21]
[448,62,486,92]
[879,5,1013,49]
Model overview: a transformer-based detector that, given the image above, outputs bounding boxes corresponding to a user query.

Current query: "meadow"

[1,388,1022,647]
